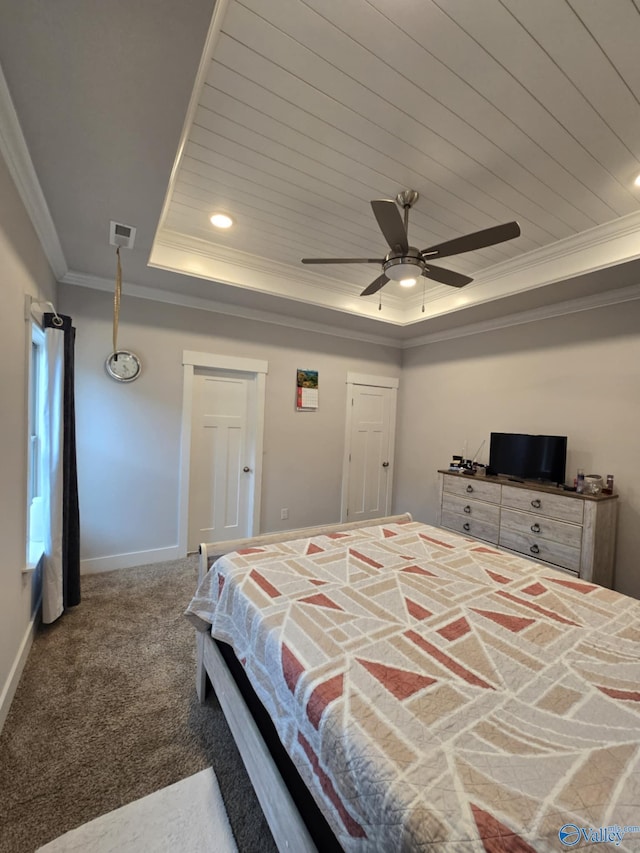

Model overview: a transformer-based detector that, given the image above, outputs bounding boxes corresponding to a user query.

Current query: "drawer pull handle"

[466,484,474,493]
[530,544,540,555]
[531,523,541,533]
[463,522,471,532]
[531,499,542,509]
[464,505,471,514]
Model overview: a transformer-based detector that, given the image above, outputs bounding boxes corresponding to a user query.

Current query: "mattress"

[186,520,640,851]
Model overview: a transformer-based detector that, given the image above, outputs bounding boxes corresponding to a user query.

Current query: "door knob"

[382,461,389,467]
[243,466,251,473]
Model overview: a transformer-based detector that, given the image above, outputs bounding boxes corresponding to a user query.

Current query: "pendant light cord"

[113,246,122,357]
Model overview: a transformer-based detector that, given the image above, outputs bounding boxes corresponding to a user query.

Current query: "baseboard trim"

[80,545,184,574]
[0,597,41,735]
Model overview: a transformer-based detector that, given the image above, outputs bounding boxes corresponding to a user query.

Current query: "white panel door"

[345,384,395,522]
[188,371,255,549]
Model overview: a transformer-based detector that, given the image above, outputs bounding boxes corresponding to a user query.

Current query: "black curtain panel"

[44,312,81,611]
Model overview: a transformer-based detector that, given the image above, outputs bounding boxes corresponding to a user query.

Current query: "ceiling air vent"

[109,220,137,250]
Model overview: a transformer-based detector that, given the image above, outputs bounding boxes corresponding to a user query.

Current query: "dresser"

[436,470,618,587]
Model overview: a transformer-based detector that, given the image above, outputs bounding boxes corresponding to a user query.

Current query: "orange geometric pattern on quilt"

[187,520,640,852]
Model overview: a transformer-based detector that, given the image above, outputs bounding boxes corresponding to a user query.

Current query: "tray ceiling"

[2,0,640,342]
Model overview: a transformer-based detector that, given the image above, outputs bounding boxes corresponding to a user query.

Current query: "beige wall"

[58,283,402,566]
[395,300,640,598]
[0,149,57,720]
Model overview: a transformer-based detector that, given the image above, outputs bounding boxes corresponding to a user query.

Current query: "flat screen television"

[489,432,567,485]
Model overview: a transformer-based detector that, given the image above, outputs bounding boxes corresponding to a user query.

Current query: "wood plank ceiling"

[151,0,640,326]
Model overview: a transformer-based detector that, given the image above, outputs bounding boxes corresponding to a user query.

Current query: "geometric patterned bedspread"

[185,520,640,852]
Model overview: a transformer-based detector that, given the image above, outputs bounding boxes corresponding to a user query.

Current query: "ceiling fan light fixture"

[210,213,233,229]
[634,173,640,188]
[399,278,417,287]
[385,259,422,281]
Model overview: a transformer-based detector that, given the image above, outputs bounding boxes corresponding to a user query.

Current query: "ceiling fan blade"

[422,221,521,259]
[423,265,474,288]
[301,257,384,264]
[371,199,408,253]
[360,273,389,297]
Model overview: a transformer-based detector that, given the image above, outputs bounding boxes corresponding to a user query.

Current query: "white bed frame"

[196,514,412,853]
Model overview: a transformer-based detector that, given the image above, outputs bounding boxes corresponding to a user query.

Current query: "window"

[26,322,46,567]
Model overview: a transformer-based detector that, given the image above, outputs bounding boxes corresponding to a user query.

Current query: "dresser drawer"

[499,528,581,573]
[441,509,499,544]
[442,475,501,504]
[501,508,583,549]
[501,485,584,523]
[442,494,500,525]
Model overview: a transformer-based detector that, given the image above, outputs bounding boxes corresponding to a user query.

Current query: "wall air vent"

[109,220,137,250]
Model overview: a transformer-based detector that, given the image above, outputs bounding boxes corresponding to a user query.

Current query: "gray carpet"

[0,556,278,853]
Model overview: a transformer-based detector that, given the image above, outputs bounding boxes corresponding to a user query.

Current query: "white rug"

[36,768,238,853]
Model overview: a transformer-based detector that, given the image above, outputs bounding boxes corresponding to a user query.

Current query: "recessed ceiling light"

[210,213,233,229]
[399,278,417,287]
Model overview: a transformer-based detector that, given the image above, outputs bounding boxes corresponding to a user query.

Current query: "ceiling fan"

[301,190,521,296]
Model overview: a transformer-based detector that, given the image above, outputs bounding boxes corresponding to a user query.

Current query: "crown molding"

[402,280,640,348]
[0,63,67,280]
[403,210,640,320]
[61,264,640,352]
[150,229,407,323]
[59,270,403,349]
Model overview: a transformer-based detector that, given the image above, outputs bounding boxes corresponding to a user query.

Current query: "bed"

[186,514,640,852]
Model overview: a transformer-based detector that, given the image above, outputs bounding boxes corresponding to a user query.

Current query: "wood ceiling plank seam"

[339,0,624,222]
[182,141,427,256]
[168,199,363,258]
[503,0,640,162]
[186,126,385,213]
[432,0,640,197]
[168,194,388,263]
[165,206,371,274]
[194,97,441,210]
[180,133,539,269]
[190,95,560,253]
[205,57,510,235]
[182,145,371,224]
[178,161,491,272]
[188,111,543,266]
[178,160,400,250]
[191,112,419,202]
[296,0,604,231]
[171,185,387,259]
[208,42,560,243]
[161,212,388,292]
[369,0,637,217]
[179,152,523,273]
[567,0,640,99]
[215,20,567,233]
[174,176,382,253]
[209,47,621,229]
[217,14,576,239]
[356,0,632,224]
[199,73,593,245]
[188,115,508,259]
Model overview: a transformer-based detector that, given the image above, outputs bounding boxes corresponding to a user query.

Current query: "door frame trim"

[178,351,268,555]
[340,373,399,522]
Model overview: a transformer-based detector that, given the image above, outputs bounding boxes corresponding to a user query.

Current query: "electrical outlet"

[281,508,289,520]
